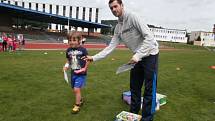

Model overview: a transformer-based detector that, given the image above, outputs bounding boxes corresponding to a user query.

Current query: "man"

[84,0,159,120]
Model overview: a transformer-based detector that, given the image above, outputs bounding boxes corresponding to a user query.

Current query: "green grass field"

[1,44,215,121]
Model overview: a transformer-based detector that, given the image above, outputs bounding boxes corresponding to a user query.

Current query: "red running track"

[24,42,126,50]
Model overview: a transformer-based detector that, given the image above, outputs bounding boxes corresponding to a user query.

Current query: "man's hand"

[128,56,139,64]
[82,56,93,62]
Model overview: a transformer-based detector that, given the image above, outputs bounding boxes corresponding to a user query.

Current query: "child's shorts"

[71,75,86,88]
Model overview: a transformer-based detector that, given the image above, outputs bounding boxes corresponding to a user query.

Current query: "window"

[63,6,66,16]
[69,6,72,18]
[29,3,31,9]
[56,5,59,15]
[49,5,52,14]
[36,3,38,11]
[22,2,24,7]
[95,8,99,23]
[43,4,45,12]
[76,7,79,19]
[89,8,92,22]
[82,7,86,20]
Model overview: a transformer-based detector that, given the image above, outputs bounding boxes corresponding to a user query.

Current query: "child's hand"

[74,68,87,74]
[63,67,68,72]
[63,63,69,72]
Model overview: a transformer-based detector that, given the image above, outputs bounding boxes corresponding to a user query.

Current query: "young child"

[63,31,89,114]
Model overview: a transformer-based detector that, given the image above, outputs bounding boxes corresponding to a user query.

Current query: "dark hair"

[109,0,122,5]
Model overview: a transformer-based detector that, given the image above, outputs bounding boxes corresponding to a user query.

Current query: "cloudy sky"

[24,0,215,32]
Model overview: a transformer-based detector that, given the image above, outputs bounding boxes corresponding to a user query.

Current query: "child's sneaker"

[72,104,80,114]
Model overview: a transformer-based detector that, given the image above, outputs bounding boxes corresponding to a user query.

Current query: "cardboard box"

[156,93,167,106]
[116,111,142,121]
[122,91,167,110]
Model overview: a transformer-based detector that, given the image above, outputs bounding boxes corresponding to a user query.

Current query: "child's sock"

[75,104,80,106]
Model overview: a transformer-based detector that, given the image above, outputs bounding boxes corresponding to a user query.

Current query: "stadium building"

[190,31,215,47]
[189,24,215,47]
[101,20,189,44]
[149,26,188,43]
[0,0,102,33]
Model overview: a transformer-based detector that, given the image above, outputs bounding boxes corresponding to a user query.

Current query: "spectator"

[0,33,3,52]
[2,32,8,52]
[12,34,17,52]
[21,38,25,50]
[8,35,13,52]
[17,34,24,50]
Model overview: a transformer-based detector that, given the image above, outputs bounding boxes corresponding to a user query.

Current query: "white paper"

[63,70,69,84]
[116,63,135,74]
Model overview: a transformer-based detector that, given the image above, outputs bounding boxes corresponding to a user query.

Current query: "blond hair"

[67,31,82,43]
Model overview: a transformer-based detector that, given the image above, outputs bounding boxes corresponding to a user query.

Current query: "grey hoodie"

[92,11,159,62]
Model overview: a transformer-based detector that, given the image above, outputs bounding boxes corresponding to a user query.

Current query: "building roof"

[0,2,111,28]
[148,24,187,31]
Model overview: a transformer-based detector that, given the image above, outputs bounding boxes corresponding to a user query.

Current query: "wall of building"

[191,31,215,47]
[149,28,188,43]
[201,32,215,47]
[190,31,200,42]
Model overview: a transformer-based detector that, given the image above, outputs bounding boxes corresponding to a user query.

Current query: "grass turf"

[0,46,215,121]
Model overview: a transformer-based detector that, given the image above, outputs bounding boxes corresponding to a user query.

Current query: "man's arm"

[92,35,119,61]
[84,27,120,62]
